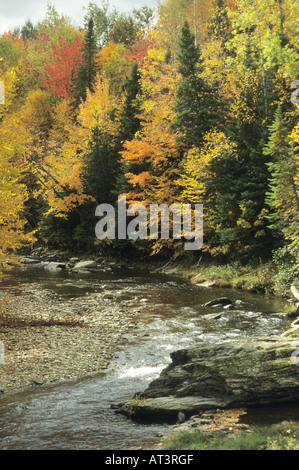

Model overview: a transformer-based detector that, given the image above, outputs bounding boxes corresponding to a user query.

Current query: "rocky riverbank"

[117,332,299,423]
[1,246,297,397]
[0,281,141,395]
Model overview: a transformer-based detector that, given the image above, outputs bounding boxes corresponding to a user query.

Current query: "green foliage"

[171,21,213,149]
[0,37,22,69]
[83,0,119,47]
[40,210,80,249]
[108,7,154,46]
[71,18,98,109]
[265,104,297,231]
[161,421,299,450]
[1,0,299,269]
[119,62,142,142]
[109,14,138,46]
[20,19,38,40]
[83,126,119,205]
[272,247,296,294]
[263,104,299,274]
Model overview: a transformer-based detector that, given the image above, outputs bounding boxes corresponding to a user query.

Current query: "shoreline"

[0,247,297,397]
[18,244,299,298]
[152,259,299,311]
[0,249,298,450]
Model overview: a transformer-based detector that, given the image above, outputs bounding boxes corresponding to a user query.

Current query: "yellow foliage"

[178,129,238,243]
[179,129,236,203]
[291,110,299,190]
[35,76,121,219]
[0,69,36,271]
[0,67,18,115]
[78,74,119,138]
[33,103,91,218]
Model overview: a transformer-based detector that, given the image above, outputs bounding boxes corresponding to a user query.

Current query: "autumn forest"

[0,0,299,283]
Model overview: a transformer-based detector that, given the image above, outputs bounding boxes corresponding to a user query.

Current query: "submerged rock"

[201,313,222,320]
[118,336,299,423]
[204,297,233,307]
[223,304,235,310]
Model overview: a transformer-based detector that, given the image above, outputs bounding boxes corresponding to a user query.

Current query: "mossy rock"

[118,336,299,423]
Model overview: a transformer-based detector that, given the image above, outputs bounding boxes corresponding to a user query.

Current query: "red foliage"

[126,35,154,68]
[41,35,83,100]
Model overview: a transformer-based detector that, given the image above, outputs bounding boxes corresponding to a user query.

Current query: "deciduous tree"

[42,35,83,100]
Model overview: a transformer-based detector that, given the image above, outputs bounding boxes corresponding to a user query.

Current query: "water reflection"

[0,265,294,450]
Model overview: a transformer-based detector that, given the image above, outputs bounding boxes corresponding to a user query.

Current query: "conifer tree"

[171,21,222,149]
[20,19,38,40]
[84,126,118,205]
[209,32,278,259]
[119,62,142,142]
[116,62,142,194]
[71,18,98,109]
[264,105,299,239]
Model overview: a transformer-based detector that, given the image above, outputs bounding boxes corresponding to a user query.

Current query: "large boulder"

[117,336,299,423]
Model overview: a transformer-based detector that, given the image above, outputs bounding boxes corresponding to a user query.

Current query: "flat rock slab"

[119,396,228,422]
[21,257,40,264]
[118,335,299,423]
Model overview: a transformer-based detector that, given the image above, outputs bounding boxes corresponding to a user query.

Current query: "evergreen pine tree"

[71,18,98,109]
[171,21,222,149]
[73,125,120,247]
[117,62,142,194]
[84,126,118,205]
[213,123,272,258]
[264,105,299,237]
[20,19,38,40]
[119,62,142,142]
[209,36,278,259]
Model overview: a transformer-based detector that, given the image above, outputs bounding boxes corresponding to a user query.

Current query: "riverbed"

[0,261,298,450]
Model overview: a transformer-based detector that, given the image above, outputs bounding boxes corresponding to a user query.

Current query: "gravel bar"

[0,284,139,395]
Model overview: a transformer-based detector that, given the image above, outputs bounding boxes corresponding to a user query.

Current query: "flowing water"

[0,264,298,450]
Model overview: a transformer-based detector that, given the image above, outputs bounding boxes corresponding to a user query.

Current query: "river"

[0,263,298,450]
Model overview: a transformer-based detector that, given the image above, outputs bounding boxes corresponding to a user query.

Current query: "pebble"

[0,285,139,395]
